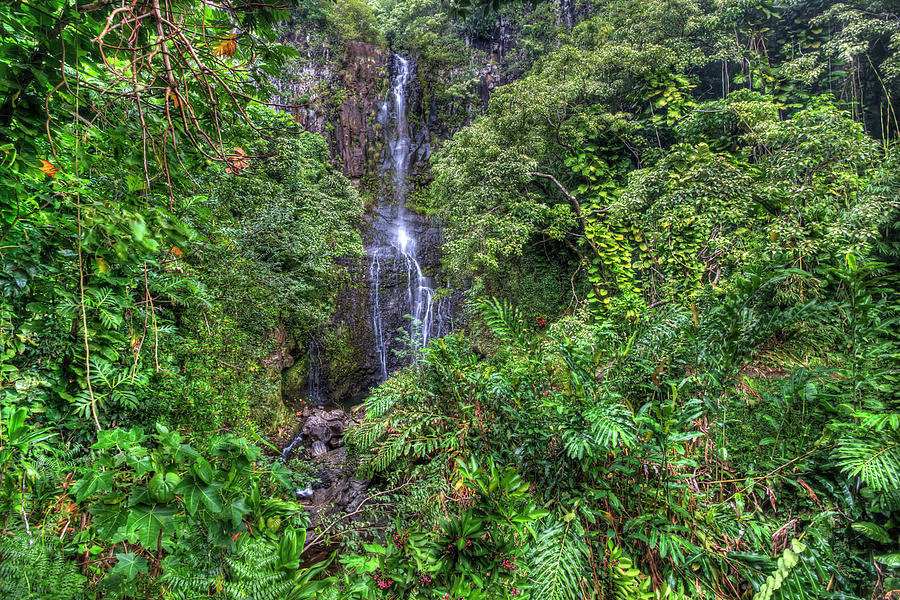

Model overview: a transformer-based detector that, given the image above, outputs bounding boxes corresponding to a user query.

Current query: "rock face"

[276,54,459,405]
[337,42,388,179]
[275,29,524,403]
[272,37,387,185]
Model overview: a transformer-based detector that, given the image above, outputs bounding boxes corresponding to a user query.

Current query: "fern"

[159,522,228,599]
[223,538,295,600]
[164,536,299,600]
[0,533,87,600]
[528,520,590,600]
[475,296,536,352]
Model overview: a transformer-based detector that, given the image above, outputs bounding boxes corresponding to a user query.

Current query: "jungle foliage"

[2,0,900,599]
[348,1,900,599]
[1,0,361,595]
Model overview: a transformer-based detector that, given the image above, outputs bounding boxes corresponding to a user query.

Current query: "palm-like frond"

[834,431,900,493]
[585,400,638,449]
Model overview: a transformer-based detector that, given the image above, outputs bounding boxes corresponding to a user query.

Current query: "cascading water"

[369,55,449,383]
[307,335,323,404]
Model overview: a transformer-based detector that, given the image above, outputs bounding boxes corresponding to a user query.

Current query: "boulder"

[324,409,346,421]
[303,415,333,444]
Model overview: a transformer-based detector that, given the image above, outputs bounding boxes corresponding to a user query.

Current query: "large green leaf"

[178,478,224,515]
[223,497,250,527]
[149,471,182,503]
[851,521,892,544]
[91,503,130,543]
[126,504,177,548]
[125,453,154,477]
[109,552,148,580]
[193,456,215,484]
[876,552,900,568]
[72,470,115,502]
[99,552,149,595]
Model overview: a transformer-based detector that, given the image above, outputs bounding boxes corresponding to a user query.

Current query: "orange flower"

[39,159,58,177]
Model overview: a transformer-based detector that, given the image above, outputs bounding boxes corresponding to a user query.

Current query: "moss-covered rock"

[323,323,363,400]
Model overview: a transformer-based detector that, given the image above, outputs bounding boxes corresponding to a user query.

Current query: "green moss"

[281,352,310,404]
[254,372,292,435]
[324,323,360,399]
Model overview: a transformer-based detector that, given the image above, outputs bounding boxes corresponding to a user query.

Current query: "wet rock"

[305,447,369,520]
[337,42,389,179]
[302,406,352,445]
[285,410,370,527]
[324,409,345,421]
[303,415,333,443]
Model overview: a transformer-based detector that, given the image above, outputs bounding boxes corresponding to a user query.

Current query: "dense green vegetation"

[2,0,900,599]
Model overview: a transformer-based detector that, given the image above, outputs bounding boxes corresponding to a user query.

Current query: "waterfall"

[307,335,323,404]
[369,55,449,383]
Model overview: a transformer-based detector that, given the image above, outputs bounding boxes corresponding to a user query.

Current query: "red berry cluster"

[418,572,432,584]
[392,530,411,549]
[372,568,394,590]
[510,588,522,595]
[498,552,517,570]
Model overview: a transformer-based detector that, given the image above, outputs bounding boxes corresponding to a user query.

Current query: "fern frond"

[0,533,86,600]
[223,537,294,600]
[585,400,638,449]
[475,297,532,350]
[527,521,590,600]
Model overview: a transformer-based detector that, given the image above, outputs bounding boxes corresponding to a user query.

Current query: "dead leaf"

[165,87,181,108]
[225,146,249,174]
[39,159,58,177]
[214,35,238,57]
